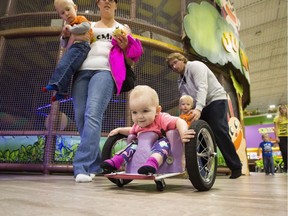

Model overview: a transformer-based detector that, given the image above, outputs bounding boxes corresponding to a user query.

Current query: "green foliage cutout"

[54,136,79,163]
[255,156,284,172]
[0,136,45,163]
[217,149,227,167]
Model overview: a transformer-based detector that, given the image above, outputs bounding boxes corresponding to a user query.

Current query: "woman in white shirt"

[70,0,133,183]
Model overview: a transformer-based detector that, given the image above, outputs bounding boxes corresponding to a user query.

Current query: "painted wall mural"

[183,1,250,84]
[183,0,251,174]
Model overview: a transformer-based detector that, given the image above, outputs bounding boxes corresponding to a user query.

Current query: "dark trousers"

[279,137,287,172]
[200,100,242,171]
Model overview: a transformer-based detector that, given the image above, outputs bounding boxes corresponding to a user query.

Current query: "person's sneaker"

[75,174,92,183]
[229,169,242,179]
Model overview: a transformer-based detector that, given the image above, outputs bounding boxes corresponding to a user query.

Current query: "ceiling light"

[269,105,275,109]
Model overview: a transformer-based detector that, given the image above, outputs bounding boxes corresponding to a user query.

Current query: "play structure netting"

[0,0,247,174]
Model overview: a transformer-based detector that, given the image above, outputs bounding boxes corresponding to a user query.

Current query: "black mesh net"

[0,0,237,168]
[0,0,182,134]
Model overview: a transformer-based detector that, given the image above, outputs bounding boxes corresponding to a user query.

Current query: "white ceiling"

[233,0,287,113]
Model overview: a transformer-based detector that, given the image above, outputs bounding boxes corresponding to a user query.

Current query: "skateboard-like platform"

[105,172,184,181]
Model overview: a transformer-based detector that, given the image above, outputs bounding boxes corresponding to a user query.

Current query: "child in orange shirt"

[179,95,194,128]
[42,0,94,101]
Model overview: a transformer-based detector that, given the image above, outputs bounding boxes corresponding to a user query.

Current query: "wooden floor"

[0,172,287,216]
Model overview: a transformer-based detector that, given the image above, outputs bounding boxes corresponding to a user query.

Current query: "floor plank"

[0,172,287,216]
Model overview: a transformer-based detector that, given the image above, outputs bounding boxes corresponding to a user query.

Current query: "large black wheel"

[185,120,217,191]
[101,134,133,186]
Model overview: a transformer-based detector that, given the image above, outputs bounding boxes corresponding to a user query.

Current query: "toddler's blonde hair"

[54,0,75,7]
[179,95,193,106]
[129,85,159,107]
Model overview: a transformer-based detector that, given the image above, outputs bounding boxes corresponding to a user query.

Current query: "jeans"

[200,100,242,171]
[49,42,90,94]
[72,70,115,177]
[263,155,274,174]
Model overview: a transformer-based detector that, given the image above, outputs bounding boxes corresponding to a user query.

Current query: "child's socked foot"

[100,155,124,174]
[137,157,159,175]
[137,165,156,175]
[100,160,118,173]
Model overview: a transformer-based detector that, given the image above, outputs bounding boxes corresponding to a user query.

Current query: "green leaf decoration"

[183,1,241,69]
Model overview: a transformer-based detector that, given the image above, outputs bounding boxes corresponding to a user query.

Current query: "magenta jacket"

[109,34,143,95]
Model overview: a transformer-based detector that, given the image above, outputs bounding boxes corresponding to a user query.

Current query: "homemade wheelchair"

[102,120,217,191]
